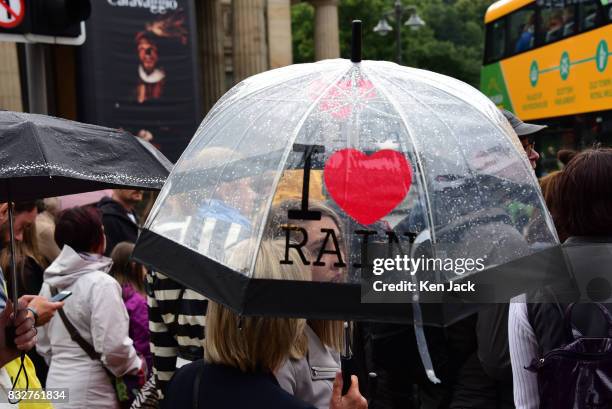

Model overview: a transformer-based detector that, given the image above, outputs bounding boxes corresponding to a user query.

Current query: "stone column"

[197,0,226,114]
[232,0,268,84]
[267,0,293,69]
[310,0,340,60]
[0,43,23,112]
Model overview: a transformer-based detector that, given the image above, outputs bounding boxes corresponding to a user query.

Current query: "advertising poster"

[78,0,201,162]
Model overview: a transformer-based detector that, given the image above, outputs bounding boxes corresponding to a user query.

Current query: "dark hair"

[13,201,37,213]
[557,149,577,166]
[110,242,145,294]
[55,206,104,253]
[135,30,158,46]
[553,148,612,237]
[539,171,567,241]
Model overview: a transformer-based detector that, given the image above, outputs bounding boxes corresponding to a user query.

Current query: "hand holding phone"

[19,294,68,327]
[50,291,72,303]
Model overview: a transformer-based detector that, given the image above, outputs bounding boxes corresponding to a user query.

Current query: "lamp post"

[373,0,425,64]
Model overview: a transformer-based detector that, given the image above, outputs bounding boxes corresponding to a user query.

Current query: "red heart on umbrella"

[323,149,413,225]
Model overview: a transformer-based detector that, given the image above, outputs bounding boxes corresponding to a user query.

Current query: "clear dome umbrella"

[133,29,565,327]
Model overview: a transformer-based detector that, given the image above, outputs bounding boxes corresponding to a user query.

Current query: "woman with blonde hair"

[267,200,348,409]
[162,240,366,409]
[0,202,47,296]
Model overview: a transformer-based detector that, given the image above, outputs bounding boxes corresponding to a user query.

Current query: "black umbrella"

[0,110,172,305]
[0,111,172,202]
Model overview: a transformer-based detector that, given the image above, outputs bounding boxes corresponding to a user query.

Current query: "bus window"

[578,0,601,31]
[539,3,574,44]
[561,5,576,37]
[485,19,506,62]
[509,6,536,54]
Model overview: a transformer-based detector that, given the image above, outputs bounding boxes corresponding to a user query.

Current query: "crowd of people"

[0,109,610,409]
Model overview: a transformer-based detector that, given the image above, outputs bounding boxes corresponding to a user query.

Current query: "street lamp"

[373,0,425,64]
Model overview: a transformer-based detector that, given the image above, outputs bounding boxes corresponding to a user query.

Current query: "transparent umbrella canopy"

[134,58,560,325]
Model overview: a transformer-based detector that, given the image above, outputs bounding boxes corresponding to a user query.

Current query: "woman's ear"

[95,232,106,255]
[139,264,147,281]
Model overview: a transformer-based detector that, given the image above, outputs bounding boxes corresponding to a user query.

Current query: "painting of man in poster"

[79,1,201,162]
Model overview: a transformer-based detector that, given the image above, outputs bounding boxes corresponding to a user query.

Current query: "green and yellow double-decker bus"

[480,0,611,173]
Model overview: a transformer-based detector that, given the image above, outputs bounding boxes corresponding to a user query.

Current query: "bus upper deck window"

[486,19,506,62]
[509,7,536,54]
[578,0,601,31]
[539,4,576,44]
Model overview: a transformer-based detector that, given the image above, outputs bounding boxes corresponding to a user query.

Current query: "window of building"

[485,19,506,63]
[509,6,536,54]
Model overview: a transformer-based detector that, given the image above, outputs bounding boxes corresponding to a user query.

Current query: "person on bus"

[515,14,535,53]
[545,11,564,43]
[562,6,575,37]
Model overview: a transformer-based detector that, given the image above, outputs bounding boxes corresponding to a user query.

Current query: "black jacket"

[358,208,525,409]
[97,196,139,256]
[527,236,612,355]
[162,361,316,409]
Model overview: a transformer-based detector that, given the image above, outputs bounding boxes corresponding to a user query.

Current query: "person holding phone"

[36,206,143,409]
[0,296,42,404]
[0,264,60,402]
[0,297,39,366]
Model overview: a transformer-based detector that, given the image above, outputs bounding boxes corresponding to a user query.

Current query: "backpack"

[527,303,612,408]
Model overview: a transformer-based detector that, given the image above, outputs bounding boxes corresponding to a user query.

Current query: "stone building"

[0,0,340,117]
[203,0,340,112]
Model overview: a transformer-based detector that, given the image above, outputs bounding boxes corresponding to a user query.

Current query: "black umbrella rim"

[134,228,519,326]
[0,175,165,203]
[133,229,593,326]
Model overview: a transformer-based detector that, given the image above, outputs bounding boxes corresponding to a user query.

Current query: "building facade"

[0,0,340,118]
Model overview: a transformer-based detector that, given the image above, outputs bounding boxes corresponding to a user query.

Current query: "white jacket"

[37,246,142,409]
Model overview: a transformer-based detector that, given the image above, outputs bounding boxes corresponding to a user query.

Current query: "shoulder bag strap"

[192,362,205,409]
[50,286,101,361]
[564,302,612,340]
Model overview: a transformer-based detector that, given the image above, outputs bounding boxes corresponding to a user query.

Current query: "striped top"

[147,203,251,400]
[184,200,252,263]
[0,268,7,310]
[147,271,207,400]
[508,297,540,409]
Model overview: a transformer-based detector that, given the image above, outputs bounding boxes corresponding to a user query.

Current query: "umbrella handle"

[342,321,351,358]
[341,321,352,395]
[412,303,441,384]
[7,199,19,310]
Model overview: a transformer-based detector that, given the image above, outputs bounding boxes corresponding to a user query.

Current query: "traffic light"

[0,0,91,44]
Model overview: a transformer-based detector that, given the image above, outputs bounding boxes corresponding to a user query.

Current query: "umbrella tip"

[351,20,362,63]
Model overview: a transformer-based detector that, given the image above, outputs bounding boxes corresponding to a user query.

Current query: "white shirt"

[508,295,540,409]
